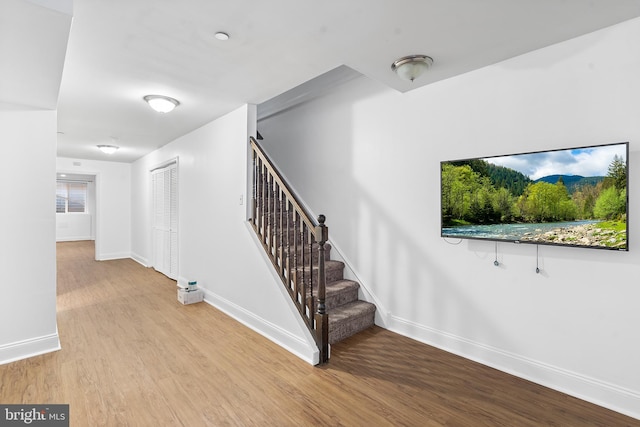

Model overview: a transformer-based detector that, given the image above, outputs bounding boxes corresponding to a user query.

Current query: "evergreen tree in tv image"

[440,143,628,250]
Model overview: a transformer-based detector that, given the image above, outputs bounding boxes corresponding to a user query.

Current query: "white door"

[151,162,178,279]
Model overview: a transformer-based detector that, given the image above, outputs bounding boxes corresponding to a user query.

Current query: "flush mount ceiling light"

[391,55,434,82]
[214,31,229,41]
[143,94,180,113]
[97,144,119,154]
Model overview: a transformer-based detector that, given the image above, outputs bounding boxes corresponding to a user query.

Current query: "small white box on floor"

[177,288,204,305]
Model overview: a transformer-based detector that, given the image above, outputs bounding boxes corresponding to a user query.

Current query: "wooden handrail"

[249,137,329,363]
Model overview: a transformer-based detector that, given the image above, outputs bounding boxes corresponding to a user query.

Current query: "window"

[56,181,87,213]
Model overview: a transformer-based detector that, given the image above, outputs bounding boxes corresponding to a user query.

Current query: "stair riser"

[272,231,322,248]
[329,311,375,344]
[275,250,331,265]
[262,230,310,246]
[255,206,296,217]
[325,288,358,310]
[301,280,360,310]
[262,233,331,261]
[256,215,321,236]
[296,290,358,312]
[291,261,344,284]
[255,213,311,231]
[255,208,320,229]
[288,245,331,262]
[325,264,344,284]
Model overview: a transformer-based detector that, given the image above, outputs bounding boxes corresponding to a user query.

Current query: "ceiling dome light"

[214,31,230,41]
[97,144,119,154]
[143,94,180,113]
[391,55,434,82]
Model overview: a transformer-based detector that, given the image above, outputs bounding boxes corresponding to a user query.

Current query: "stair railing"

[249,137,329,363]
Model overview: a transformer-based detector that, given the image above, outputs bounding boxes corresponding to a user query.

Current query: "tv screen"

[441,142,628,251]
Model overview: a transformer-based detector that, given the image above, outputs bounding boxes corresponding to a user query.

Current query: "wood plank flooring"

[0,240,637,426]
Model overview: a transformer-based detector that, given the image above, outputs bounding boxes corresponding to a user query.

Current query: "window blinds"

[56,181,87,213]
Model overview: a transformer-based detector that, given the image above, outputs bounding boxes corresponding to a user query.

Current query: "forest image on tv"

[441,142,628,250]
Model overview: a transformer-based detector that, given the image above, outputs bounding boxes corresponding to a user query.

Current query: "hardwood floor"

[1,240,637,426]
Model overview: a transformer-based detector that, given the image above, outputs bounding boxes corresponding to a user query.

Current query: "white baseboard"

[388,315,640,421]
[0,333,61,366]
[130,252,149,267]
[56,236,93,242]
[200,288,319,365]
[96,252,130,261]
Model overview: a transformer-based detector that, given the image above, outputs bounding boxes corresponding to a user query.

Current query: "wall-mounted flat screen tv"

[441,142,628,251]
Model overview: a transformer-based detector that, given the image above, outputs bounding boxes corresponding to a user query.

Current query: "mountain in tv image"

[534,174,604,194]
[441,143,628,250]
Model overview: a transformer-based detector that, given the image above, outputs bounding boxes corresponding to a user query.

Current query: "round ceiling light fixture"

[214,31,230,41]
[97,144,119,154]
[143,94,180,113]
[391,55,434,82]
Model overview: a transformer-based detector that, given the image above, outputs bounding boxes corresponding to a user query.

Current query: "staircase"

[310,246,376,344]
[250,137,376,362]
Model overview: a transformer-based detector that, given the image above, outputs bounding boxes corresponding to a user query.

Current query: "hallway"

[0,241,636,426]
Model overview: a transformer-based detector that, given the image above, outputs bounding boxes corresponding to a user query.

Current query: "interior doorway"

[55,172,97,258]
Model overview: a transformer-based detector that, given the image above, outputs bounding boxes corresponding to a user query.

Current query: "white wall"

[131,105,319,363]
[57,158,132,260]
[258,18,640,419]
[56,213,92,241]
[0,111,60,364]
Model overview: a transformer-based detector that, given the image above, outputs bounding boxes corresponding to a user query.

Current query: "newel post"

[314,214,329,363]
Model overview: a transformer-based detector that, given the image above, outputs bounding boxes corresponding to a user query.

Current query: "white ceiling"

[5,1,640,163]
[0,0,72,110]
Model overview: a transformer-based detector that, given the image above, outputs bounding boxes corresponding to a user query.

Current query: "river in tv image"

[442,220,600,242]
